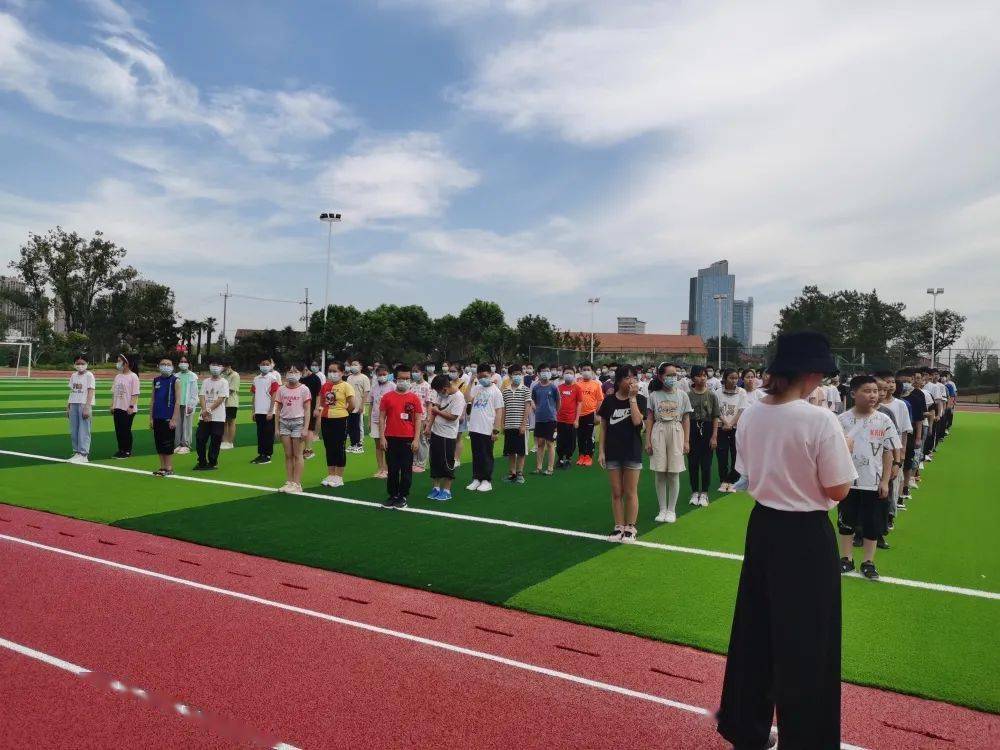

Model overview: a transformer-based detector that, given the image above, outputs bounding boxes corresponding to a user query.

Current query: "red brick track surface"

[1,504,997,749]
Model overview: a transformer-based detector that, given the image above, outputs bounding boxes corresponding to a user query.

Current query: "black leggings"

[254,413,275,457]
[347,411,362,447]
[577,413,596,457]
[688,421,713,492]
[112,408,136,453]
[716,428,739,483]
[556,422,576,460]
[321,417,348,468]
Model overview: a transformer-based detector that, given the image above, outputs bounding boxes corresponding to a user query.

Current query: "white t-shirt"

[468,383,504,435]
[825,385,842,411]
[637,379,650,398]
[431,391,466,439]
[68,370,96,405]
[252,374,277,415]
[200,377,231,422]
[839,410,899,491]
[932,382,947,403]
[707,377,722,391]
[267,370,282,386]
[919,387,935,424]
[716,387,748,427]
[676,377,691,393]
[744,388,765,407]
[882,397,913,436]
[735,399,858,512]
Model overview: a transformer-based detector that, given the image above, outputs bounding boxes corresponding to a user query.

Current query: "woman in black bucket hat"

[716,331,858,750]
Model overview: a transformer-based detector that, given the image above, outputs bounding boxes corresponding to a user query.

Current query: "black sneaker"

[876,536,891,550]
[259,455,272,464]
[205,464,218,471]
[860,560,879,580]
[887,515,895,531]
[853,534,863,548]
[193,463,210,471]
[840,557,855,574]
[111,451,126,459]
[897,497,908,509]
[250,455,264,464]
[381,496,397,509]
[391,497,408,510]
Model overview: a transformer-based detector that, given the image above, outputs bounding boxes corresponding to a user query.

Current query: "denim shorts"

[279,416,305,438]
[604,459,643,471]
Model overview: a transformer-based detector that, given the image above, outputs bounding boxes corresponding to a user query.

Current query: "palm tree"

[179,319,197,354]
[195,322,204,364]
[204,317,218,358]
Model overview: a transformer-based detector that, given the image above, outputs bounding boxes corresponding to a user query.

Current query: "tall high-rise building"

[0,276,35,338]
[688,260,735,340]
[680,320,689,335]
[732,297,754,347]
[617,316,647,334]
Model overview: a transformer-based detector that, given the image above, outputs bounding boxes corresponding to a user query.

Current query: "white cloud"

[315,133,478,224]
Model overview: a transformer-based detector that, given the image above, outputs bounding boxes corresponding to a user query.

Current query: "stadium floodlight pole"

[587,297,600,361]
[713,293,728,371]
[319,212,342,371]
[927,287,944,367]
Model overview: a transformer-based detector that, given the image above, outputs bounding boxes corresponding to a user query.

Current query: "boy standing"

[531,365,560,474]
[150,357,181,476]
[194,359,230,470]
[409,363,433,473]
[426,373,465,501]
[378,365,423,509]
[575,362,604,467]
[467,364,504,492]
[250,358,280,464]
[221,360,240,450]
[368,364,394,479]
[838,375,899,580]
[174,355,199,454]
[555,366,582,469]
[501,365,532,484]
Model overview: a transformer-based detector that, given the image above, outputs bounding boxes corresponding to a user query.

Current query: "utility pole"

[302,288,311,333]
[220,284,231,352]
[319,212,342,371]
[927,287,944,367]
[587,297,600,361]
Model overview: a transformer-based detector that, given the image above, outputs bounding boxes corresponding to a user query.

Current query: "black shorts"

[903,432,915,471]
[152,418,175,455]
[503,428,526,456]
[430,433,456,479]
[838,488,885,541]
[225,406,238,422]
[534,421,556,441]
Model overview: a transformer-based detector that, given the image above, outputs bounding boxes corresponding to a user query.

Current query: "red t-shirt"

[556,382,582,423]
[379,390,424,439]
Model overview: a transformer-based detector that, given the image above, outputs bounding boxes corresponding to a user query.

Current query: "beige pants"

[650,420,685,473]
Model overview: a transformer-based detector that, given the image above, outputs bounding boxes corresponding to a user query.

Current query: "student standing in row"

[67,355,96,463]
[742,368,765,407]
[174,355,199,454]
[876,373,909,536]
[250,358,279,464]
[347,358,371,454]
[575,362,604,467]
[896,368,924,503]
[299,362,323,461]
[194,358,229,471]
[531,365,560,475]
[111,353,141,459]
[150,357,181,476]
[501,365,531,484]
[598,366,646,543]
[221,360,240,451]
[379,365,423,509]
[368,364,393,479]
[467,364,504,492]
[316,361,355,488]
[645,362,692,524]
[715,368,747,492]
[273,366,311,493]
[837,375,899,580]
[555,366,582,469]
[717,331,855,750]
[453,364,471,468]
[409,364,433,473]
[426,373,465,501]
[687,365,720,506]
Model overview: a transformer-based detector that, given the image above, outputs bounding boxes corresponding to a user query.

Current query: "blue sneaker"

[437,489,453,502]
[427,487,442,500]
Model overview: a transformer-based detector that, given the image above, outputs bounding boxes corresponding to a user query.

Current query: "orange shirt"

[577,378,604,416]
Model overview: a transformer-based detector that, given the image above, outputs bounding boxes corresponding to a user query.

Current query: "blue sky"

[2,0,999,345]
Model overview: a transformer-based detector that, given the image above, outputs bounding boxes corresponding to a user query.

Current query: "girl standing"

[273,367,312,493]
[111,353,141,458]
[67,355,96,463]
[174,355,199,454]
[645,362,692,523]
[597,365,646,543]
[716,368,748,492]
[150,357,181,476]
[315,361,355,488]
[300,361,323,461]
[426,374,465,501]
[742,368,765,407]
[686,365,719,506]
[716,331,856,750]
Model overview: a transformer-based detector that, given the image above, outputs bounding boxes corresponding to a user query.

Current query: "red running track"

[1,504,997,749]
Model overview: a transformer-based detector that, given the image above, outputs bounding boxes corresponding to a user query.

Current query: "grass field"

[1,377,997,713]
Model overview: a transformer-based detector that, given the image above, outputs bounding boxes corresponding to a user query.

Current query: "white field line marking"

[1,448,997,602]
[0,635,300,750]
[0,534,869,750]
[0,409,148,417]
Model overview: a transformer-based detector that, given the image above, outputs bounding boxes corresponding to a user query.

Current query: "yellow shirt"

[320,380,354,419]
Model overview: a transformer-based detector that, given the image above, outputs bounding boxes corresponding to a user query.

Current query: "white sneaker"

[719,483,730,493]
[220,442,234,450]
[919,461,925,470]
[699,492,710,506]
[466,479,481,491]
[287,482,303,494]
[332,476,344,488]
[654,511,668,523]
[908,479,918,489]
[665,511,677,523]
[454,459,461,468]
[320,476,336,487]
[78,454,89,463]
[477,480,493,492]
[689,493,700,506]
[67,453,81,463]
[278,482,292,493]
[173,446,190,455]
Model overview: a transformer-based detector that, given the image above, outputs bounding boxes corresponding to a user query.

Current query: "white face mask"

[563,373,575,383]
[116,361,124,371]
[286,373,300,383]
[75,363,87,372]
[209,365,222,376]
[350,365,360,374]
[329,372,342,383]
[581,370,593,380]
[178,362,189,372]
[396,380,410,392]
[310,365,320,373]
[377,374,388,384]
[259,365,272,374]
[540,370,551,381]
[426,365,436,374]
[411,372,422,382]
[159,365,174,375]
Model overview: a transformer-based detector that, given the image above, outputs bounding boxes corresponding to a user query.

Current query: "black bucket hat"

[767,331,837,375]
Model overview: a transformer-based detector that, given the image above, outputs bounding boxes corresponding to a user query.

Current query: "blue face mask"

[512,375,523,386]
[411,372,422,382]
[663,376,677,387]
[478,377,492,388]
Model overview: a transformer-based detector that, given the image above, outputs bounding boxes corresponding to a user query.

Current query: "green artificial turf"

[0,380,997,712]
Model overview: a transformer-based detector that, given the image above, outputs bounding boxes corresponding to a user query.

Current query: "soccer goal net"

[0,341,33,378]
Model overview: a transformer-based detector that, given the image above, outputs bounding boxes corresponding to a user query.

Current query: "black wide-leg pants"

[718,503,842,750]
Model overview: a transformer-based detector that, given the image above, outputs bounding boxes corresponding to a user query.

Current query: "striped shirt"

[502,385,531,430]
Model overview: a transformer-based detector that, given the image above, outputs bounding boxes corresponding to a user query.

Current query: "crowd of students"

[64,352,958,574]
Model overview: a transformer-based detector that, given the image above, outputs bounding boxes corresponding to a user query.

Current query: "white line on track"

[0,409,147,417]
[1,448,997,602]
[0,634,300,749]
[0,532,868,750]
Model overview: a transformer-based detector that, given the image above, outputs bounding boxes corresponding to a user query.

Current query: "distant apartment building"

[680,320,689,336]
[688,260,735,340]
[617,316,647,334]
[732,296,754,347]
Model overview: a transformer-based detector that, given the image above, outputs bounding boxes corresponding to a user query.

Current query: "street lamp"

[926,287,944,367]
[713,293,728,371]
[587,297,600,362]
[319,212,342,371]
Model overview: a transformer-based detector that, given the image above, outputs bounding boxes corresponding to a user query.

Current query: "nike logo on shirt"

[608,409,631,425]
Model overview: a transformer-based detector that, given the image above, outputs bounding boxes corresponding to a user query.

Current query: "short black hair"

[393,363,409,376]
[690,365,706,378]
[562,364,575,373]
[874,370,894,379]
[477,363,492,375]
[74,353,88,362]
[578,361,593,369]
[613,364,636,388]
[850,374,877,391]
[508,364,522,374]
[430,373,449,391]
[375,363,389,373]
[722,368,738,380]
[327,360,343,372]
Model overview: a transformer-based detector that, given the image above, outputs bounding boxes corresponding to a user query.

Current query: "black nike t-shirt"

[597,394,647,464]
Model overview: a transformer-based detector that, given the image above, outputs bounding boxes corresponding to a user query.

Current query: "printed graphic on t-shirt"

[839,410,898,490]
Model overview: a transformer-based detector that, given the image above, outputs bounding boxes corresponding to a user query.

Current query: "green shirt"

[688,388,720,422]
[224,369,240,407]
